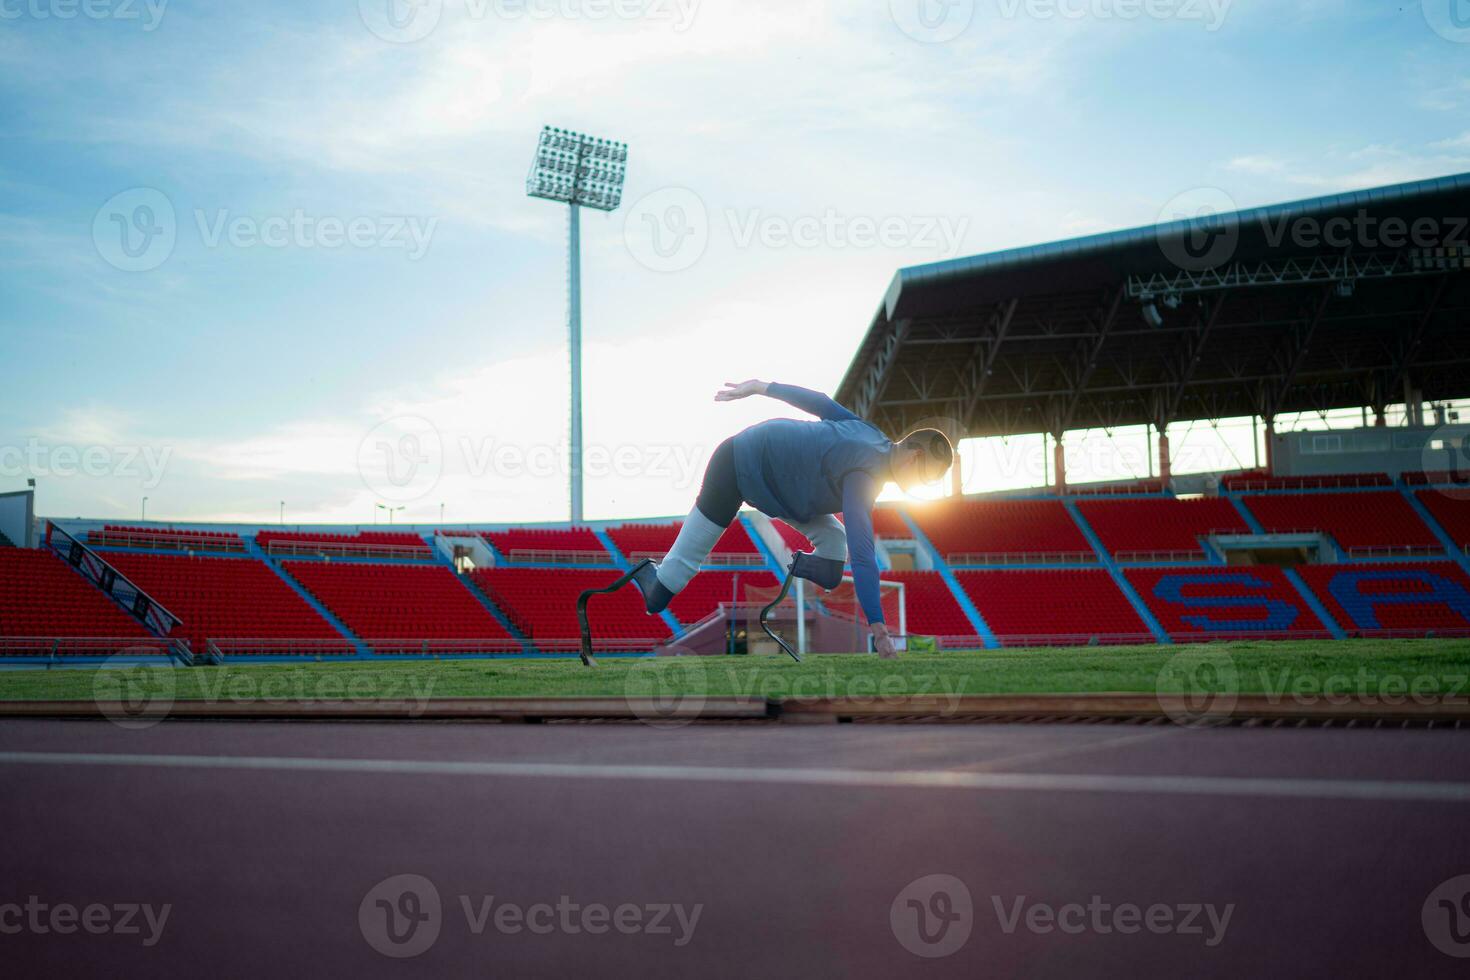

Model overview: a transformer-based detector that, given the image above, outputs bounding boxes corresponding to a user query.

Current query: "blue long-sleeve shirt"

[733,383,890,625]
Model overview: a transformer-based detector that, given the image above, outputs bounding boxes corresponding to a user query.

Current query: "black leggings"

[695,437,744,527]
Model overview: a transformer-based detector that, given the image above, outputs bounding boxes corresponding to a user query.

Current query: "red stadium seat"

[880,570,975,641]
[663,570,780,625]
[284,561,514,653]
[88,525,246,552]
[484,527,610,563]
[1296,562,1470,636]
[472,567,672,649]
[0,549,151,647]
[105,552,346,655]
[609,521,762,563]
[910,498,1094,564]
[1417,491,1470,551]
[1241,491,1439,555]
[1077,497,1248,560]
[257,530,430,558]
[1125,566,1326,639]
[955,568,1148,644]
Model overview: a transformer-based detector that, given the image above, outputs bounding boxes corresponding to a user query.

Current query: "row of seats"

[484,526,609,561]
[87,526,246,553]
[1240,492,1440,551]
[910,499,1093,561]
[1125,566,1327,637]
[955,569,1149,643]
[1417,492,1470,550]
[0,548,150,641]
[1077,497,1247,557]
[472,567,671,645]
[1221,471,1394,490]
[256,530,431,555]
[608,521,761,560]
[284,561,513,652]
[105,552,343,654]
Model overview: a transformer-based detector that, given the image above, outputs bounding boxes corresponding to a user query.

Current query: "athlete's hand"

[715,380,769,402]
[871,623,898,660]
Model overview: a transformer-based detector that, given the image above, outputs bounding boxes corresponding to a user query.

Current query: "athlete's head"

[890,428,954,492]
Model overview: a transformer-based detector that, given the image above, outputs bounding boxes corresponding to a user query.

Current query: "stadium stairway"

[428,543,531,653]
[1402,488,1470,580]
[245,536,369,657]
[1280,567,1347,640]
[1062,500,1170,644]
[897,509,997,648]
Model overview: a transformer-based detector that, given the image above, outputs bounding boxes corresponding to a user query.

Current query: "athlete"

[631,379,953,659]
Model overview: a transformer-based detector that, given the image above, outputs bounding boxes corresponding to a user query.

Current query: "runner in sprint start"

[632,379,953,659]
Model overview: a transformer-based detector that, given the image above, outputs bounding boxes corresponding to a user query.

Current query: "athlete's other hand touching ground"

[715,380,770,402]
[871,623,897,659]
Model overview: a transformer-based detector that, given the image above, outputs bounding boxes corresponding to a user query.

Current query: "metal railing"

[265,541,432,561]
[627,551,765,566]
[505,549,612,565]
[207,638,358,658]
[0,637,180,658]
[45,522,184,639]
[1345,545,1445,559]
[1113,549,1206,563]
[360,638,525,655]
[1225,474,1391,492]
[947,551,1099,566]
[86,530,246,553]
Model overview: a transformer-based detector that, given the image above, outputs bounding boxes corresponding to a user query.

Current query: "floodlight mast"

[526,126,629,523]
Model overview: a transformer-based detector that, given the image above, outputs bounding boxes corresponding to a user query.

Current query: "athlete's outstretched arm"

[842,471,897,659]
[715,380,859,422]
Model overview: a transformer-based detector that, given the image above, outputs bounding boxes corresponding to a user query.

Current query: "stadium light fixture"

[526,125,630,524]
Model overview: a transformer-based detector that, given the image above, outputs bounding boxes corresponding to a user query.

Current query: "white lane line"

[954,729,1179,774]
[1,750,1469,802]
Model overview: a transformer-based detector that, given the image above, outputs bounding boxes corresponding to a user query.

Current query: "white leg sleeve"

[789,514,847,562]
[654,507,725,594]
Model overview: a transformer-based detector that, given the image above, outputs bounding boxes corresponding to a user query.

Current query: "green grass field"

[2,638,1469,704]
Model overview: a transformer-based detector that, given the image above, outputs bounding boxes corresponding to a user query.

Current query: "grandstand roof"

[837,173,1470,439]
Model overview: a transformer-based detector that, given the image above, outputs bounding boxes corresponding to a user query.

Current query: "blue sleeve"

[766,383,860,422]
[841,472,884,625]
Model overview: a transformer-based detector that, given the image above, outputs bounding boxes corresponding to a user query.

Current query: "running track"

[2,719,1469,977]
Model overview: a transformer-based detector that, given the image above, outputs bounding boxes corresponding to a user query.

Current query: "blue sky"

[2,0,1468,524]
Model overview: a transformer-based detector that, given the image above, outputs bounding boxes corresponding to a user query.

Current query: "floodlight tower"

[526,126,629,523]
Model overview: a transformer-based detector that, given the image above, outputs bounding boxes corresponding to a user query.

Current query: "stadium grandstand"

[4,173,1470,663]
